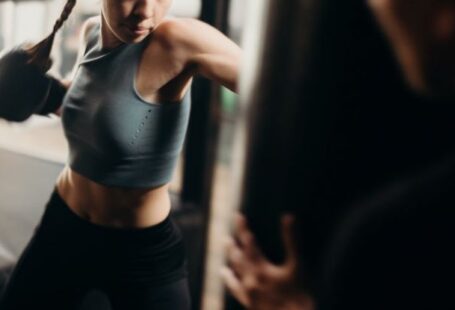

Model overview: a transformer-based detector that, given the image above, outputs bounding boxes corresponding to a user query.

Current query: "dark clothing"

[0,188,190,310]
[322,158,455,310]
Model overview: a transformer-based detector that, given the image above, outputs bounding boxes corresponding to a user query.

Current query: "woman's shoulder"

[80,16,101,44]
[151,17,214,50]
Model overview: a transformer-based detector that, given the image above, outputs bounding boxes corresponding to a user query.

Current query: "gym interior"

[1,0,454,310]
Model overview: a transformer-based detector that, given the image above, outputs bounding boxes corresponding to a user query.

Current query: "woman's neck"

[100,15,124,51]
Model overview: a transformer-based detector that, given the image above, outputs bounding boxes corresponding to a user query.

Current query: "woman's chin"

[121,25,151,42]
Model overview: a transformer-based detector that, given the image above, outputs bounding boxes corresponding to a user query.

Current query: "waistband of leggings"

[44,186,179,243]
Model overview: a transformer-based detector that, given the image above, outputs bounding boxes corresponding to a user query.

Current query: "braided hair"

[25,0,77,72]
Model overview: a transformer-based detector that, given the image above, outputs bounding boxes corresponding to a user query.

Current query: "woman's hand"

[221,213,314,310]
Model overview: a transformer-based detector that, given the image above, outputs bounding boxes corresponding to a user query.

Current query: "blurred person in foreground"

[222,0,455,309]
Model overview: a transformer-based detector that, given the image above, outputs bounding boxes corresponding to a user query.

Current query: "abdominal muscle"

[55,165,171,229]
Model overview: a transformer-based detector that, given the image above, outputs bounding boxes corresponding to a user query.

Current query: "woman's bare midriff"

[55,165,171,229]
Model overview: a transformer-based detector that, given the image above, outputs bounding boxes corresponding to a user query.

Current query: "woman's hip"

[37,188,188,285]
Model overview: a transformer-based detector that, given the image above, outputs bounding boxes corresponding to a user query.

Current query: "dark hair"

[25,0,77,71]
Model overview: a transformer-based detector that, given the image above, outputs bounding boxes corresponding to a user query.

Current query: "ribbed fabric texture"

[61,23,191,188]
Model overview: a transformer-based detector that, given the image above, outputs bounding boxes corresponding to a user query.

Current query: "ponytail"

[25,0,77,71]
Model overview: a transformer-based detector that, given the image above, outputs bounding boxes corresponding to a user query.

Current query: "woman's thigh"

[0,191,94,310]
[0,229,89,310]
[108,277,191,310]
[101,214,190,309]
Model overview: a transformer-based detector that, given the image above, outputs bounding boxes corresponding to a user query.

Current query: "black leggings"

[0,188,191,310]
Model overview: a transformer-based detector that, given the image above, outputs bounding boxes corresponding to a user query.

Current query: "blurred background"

[0,0,249,309]
[3,1,454,310]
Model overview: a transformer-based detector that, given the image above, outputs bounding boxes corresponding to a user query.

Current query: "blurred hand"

[221,213,314,310]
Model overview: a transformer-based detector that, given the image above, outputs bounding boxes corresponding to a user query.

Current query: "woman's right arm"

[53,16,99,117]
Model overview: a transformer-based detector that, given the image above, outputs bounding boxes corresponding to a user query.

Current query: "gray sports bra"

[61,23,191,188]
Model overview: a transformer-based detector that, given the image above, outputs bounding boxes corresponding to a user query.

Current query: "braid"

[26,0,77,72]
[52,0,77,34]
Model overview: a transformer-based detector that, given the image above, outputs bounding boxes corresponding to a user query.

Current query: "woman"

[0,0,241,309]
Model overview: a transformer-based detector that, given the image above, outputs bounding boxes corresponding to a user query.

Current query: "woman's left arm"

[163,18,242,93]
